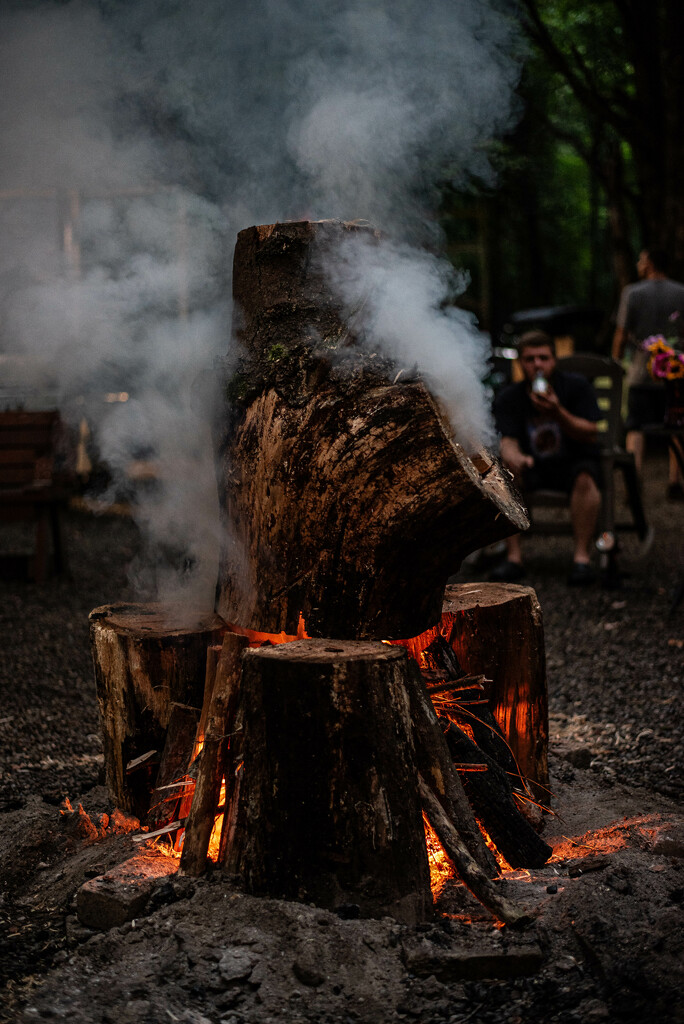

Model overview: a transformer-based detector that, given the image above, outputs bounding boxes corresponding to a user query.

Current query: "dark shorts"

[523,458,602,495]
[626,384,666,431]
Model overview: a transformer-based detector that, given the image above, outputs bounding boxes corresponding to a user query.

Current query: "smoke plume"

[0,0,521,606]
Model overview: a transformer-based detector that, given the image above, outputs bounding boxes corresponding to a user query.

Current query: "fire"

[226,611,309,646]
[207,778,226,861]
[423,812,454,897]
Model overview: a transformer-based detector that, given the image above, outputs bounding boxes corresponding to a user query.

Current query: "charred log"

[442,721,552,869]
[222,639,433,924]
[403,662,499,878]
[400,583,548,800]
[89,603,224,817]
[216,220,528,640]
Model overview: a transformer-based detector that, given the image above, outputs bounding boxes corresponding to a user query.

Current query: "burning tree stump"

[223,639,434,923]
[441,583,549,801]
[216,220,528,640]
[401,583,548,801]
[89,603,224,818]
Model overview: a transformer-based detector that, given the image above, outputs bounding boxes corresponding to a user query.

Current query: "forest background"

[448,0,684,351]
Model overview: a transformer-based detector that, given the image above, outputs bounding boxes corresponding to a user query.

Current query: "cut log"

[222,639,433,924]
[418,777,533,929]
[180,632,248,877]
[216,220,528,640]
[442,721,552,869]
[403,662,499,878]
[399,583,548,800]
[89,603,224,817]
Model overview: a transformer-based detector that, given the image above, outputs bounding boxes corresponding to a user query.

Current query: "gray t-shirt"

[616,277,684,385]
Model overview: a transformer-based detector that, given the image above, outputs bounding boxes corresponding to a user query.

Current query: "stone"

[218,948,258,983]
[76,851,178,930]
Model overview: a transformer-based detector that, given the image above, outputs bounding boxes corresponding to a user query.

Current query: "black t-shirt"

[494,371,600,464]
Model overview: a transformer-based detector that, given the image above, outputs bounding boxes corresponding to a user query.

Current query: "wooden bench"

[0,410,73,582]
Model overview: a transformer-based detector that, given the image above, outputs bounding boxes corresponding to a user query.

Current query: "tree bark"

[222,639,433,924]
[216,220,528,641]
[89,603,224,818]
[398,583,549,802]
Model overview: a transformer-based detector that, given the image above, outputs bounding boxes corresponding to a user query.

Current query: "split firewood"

[442,720,552,868]
[404,661,498,877]
[418,776,533,929]
[180,632,248,876]
[146,705,200,830]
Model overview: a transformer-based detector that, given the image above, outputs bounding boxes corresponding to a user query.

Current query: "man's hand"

[530,384,597,444]
[500,437,534,477]
[530,385,561,417]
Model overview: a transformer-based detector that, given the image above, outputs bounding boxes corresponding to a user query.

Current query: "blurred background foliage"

[445,0,684,350]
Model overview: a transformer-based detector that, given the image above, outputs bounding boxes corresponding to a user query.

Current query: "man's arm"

[612,324,628,360]
[500,436,534,475]
[530,389,598,444]
[612,285,632,360]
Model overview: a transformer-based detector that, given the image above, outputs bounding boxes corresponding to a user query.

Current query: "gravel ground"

[0,448,682,1024]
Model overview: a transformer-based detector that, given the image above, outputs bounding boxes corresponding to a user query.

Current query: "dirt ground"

[0,449,683,1024]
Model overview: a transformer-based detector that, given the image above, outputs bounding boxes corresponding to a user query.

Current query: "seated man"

[491,330,602,586]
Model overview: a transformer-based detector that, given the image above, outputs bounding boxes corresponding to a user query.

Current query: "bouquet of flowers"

[642,316,684,381]
[642,313,684,426]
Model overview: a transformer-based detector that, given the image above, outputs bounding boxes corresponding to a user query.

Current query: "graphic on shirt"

[527,420,563,459]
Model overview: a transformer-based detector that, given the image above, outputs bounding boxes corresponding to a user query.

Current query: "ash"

[0,451,683,1024]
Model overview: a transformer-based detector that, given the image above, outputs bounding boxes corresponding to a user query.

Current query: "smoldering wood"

[403,661,499,878]
[401,583,549,800]
[223,639,433,924]
[417,777,532,930]
[180,632,248,877]
[216,219,528,640]
[89,603,224,817]
[146,705,199,830]
[442,721,553,869]
[174,645,222,836]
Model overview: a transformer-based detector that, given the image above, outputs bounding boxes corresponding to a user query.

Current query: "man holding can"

[490,330,602,585]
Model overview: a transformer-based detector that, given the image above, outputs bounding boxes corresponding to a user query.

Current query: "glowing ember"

[226,612,309,646]
[423,812,454,897]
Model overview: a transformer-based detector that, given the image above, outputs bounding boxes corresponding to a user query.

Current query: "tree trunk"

[222,639,433,924]
[398,583,548,802]
[89,603,224,818]
[216,220,528,641]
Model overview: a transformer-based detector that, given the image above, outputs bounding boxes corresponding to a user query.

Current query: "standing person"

[612,247,684,498]
[490,330,602,585]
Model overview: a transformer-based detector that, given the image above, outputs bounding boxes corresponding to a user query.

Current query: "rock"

[292,960,325,988]
[76,851,178,930]
[563,748,593,769]
[218,948,258,984]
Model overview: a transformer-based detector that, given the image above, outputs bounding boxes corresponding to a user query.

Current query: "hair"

[517,329,555,357]
[644,247,669,274]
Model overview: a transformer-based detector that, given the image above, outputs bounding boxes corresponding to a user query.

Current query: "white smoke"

[0,0,521,607]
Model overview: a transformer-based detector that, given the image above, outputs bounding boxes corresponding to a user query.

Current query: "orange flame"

[423,812,455,897]
[226,612,309,647]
